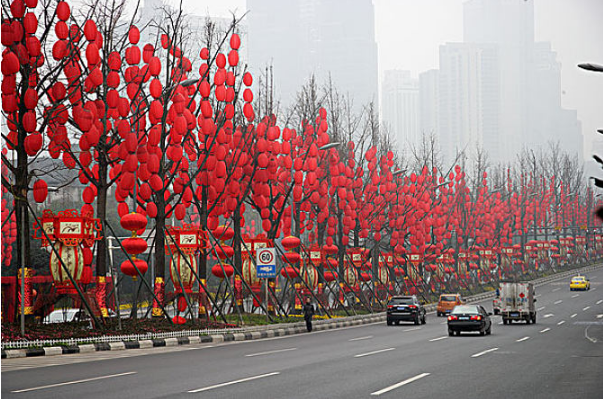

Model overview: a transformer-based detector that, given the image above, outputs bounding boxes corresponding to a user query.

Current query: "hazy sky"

[171,0,603,157]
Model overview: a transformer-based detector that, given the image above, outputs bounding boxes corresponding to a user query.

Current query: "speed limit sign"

[256,247,276,278]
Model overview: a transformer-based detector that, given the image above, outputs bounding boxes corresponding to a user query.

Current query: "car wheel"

[387,319,392,326]
[532,315,536,324]
[421,315,426,325]
[448,329,454,337]
[480,329,485,336]
[414,316,420,325]
[486,325,492,335]
[526,317,531,325]
[503,318,507,325]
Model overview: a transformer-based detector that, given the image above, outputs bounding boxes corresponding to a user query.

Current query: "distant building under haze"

[246,0,378,110]
[381,70,419,146]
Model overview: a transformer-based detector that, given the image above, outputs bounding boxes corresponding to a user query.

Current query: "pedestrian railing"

[1,327,243,350]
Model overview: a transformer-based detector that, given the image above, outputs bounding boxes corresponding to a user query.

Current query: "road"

[2,269,602,398]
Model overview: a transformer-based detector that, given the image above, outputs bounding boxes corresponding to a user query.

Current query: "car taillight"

[387,305,394,309]
[470,315,482,321]
[448,315,458,321]
[409,305,417,309]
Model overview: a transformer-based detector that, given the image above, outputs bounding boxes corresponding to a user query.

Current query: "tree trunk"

[95,160,109,317]
[152,194,166,318]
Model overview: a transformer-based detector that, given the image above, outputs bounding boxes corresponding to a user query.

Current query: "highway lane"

[2,268,602,398]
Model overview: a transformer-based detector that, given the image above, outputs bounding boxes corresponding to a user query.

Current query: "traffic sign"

[256,247,276,278]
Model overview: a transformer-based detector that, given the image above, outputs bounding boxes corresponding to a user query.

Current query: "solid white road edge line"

[12,372,137,393]
[244,348,297,357]
[370,373,431,396]
[516,337,530,342]
[429,336,448,342]
[187,372,280,393]
[540,328,551,333]
[349,335,373,341]
[471,348,499,358]
[354,348,396,358]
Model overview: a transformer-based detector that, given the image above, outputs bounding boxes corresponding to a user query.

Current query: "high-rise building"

[437,43,499,161]
[381,70,419,146]
[419,69,439,139]
[429,0,582,163]
[246,0,378,110]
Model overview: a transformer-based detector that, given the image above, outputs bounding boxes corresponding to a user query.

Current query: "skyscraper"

[419,69,439,139]
[430,0,582,163]
[437,43,499,160]
[381,70,419,146]
[246,0,378,110]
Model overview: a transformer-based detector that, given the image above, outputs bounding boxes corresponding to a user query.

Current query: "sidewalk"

[3,263,600,359]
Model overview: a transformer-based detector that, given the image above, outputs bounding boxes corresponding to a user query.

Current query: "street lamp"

[578,63,603,73]
[318,142,342,151]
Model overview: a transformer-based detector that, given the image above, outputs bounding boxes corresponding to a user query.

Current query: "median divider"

[3,263,600,359]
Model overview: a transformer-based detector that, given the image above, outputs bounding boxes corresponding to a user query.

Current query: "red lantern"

[282,252,301,264]
[33,179,48,203]
[120,212,147,232]
[213,225,234,241]
[324,271,338,282]
[215,245,234,259]
[282,235,301,250]
[121,259,149,280]
[280,266,299,278]
[211,264,234,279]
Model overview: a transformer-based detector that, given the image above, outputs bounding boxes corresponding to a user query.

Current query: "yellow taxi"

[570,275,590,291]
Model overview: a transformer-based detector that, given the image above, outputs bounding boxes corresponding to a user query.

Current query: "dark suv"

[386,295,426,326]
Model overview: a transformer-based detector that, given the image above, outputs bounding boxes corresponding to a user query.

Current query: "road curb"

[3,263,600,360]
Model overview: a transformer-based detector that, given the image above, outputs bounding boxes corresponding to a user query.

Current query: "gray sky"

[172,0,603,157]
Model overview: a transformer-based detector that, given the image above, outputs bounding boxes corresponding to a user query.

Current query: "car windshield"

[440,295,457,302]
[451,305,479,315]
[389,298,414,305]
[572,277,585,281]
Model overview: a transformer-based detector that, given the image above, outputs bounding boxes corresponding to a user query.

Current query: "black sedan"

[386,295,426,325]
[447,305,492,336]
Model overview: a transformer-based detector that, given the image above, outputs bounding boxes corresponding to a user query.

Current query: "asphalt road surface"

[3,268,602,399]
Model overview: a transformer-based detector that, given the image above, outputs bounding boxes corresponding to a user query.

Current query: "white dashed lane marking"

[471,348,499,358]
[370,373,431,396]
